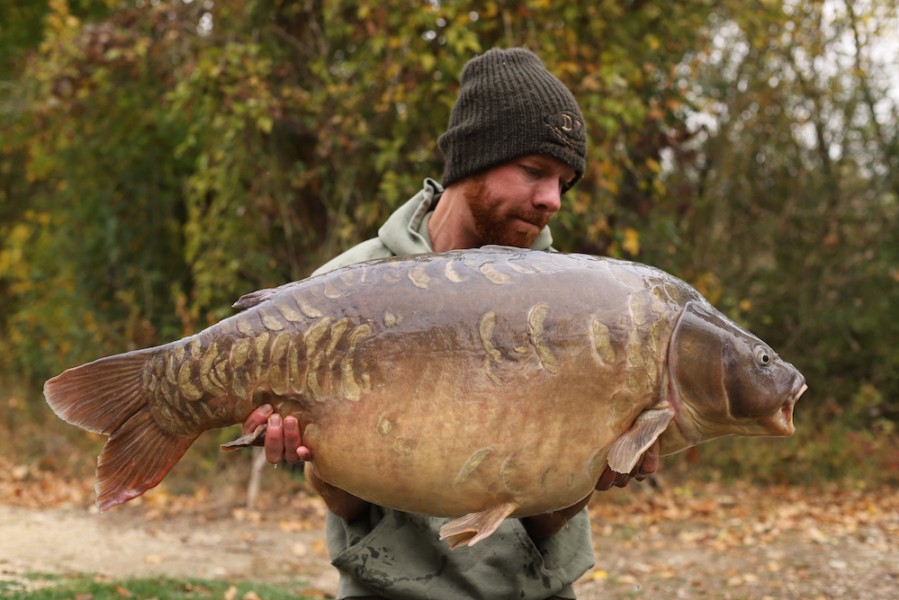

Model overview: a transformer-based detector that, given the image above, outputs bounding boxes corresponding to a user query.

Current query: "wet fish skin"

[43,246,806,548]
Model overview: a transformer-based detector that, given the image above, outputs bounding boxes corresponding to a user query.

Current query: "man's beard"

[463,176,550,248]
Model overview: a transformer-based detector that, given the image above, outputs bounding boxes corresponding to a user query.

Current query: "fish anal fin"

[96,408,198,511]
[438,501,517,549]
[606,407,674,474]
[220,423,267,452]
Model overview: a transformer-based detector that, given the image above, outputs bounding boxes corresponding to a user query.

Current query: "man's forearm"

[304,463,370,522]
[521,492,592,542]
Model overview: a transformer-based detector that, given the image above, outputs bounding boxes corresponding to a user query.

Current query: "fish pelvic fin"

[438,501,517,549]
[606,406,674,474]
[43,348,198,511]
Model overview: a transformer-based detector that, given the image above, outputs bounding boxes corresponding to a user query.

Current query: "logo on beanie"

[545,111,585,148]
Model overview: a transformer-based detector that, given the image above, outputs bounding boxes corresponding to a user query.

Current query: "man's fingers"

[283,416,302,464]
[596,466,618,491]
[638,440,661,476]
[264,414,285,464]
[613,471,631,488]
[242,404,273,436]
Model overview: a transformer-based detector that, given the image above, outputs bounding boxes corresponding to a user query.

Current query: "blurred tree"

[1,0,713,379]
[0,0,896,434]
[646,0,899,423]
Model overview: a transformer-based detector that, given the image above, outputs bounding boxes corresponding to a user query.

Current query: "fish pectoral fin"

[606,407,674,474]
[438,501,518,549]
[220,423,267,451]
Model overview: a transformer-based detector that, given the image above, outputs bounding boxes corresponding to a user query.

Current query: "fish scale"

[43,246,806,548]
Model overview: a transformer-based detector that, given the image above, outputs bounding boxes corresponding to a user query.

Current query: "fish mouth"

[769,381,807,436]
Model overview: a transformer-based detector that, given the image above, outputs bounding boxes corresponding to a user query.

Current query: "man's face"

[462,154,576,248]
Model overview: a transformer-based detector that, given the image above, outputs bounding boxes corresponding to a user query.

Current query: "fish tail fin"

[94,408,198,511]
[43,348,199,511]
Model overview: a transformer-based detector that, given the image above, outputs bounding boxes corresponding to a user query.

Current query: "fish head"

[665,301,807,448]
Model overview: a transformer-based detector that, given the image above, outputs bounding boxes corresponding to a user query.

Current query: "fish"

[44,246,807,548]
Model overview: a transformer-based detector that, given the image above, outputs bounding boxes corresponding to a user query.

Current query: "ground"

[1,462,897,599]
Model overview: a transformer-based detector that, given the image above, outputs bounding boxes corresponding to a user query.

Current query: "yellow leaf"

[622,228,640,255]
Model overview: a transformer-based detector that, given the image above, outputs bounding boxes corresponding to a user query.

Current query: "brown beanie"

[438,48,587,193]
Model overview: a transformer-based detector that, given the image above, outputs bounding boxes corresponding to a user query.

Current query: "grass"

[0,573,319,599]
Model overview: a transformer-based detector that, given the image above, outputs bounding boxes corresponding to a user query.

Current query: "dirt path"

[1,476,897,599]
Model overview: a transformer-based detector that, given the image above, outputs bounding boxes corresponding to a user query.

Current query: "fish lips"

[761,378,808,436]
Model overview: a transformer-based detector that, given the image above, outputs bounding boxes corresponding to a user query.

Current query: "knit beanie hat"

[438,47,587,192]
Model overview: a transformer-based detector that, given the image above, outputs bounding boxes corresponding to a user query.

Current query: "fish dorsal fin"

[232,281,306,311]
[232,287,277,311]
[606,407,674,474]
[479,245,519,252]
[438,501,518,549]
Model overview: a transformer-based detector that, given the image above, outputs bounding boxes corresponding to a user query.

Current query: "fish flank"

[479,263,511,284]
[236,313,258,336]
[292,292,323,318]
[454,447,493,486]
[340,324,372,401]
[323,280,342,299]
[326,318,350,357]
[288,344,306,394]
[527,303,560,373]
[274,300,304,322]
[477,311,503,384]
[260,306,285,331]
[408,265,431,289]
[444,261,464,283]
[591,318,617,364]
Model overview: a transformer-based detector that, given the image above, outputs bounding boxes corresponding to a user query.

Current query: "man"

[243,47,659,600]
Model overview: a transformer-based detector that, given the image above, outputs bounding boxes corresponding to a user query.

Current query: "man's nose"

[533,180,562,213]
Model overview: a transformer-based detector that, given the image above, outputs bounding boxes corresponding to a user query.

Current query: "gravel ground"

[1,477,896,599]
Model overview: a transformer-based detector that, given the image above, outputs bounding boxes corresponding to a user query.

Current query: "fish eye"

[754,346,772,367]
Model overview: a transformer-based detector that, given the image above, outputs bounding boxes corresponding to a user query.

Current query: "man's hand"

[241,404,370,521]
[595,439,660,491]
[241,404,312,464]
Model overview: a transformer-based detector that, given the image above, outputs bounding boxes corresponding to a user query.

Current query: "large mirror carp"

[44,247,807,548]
